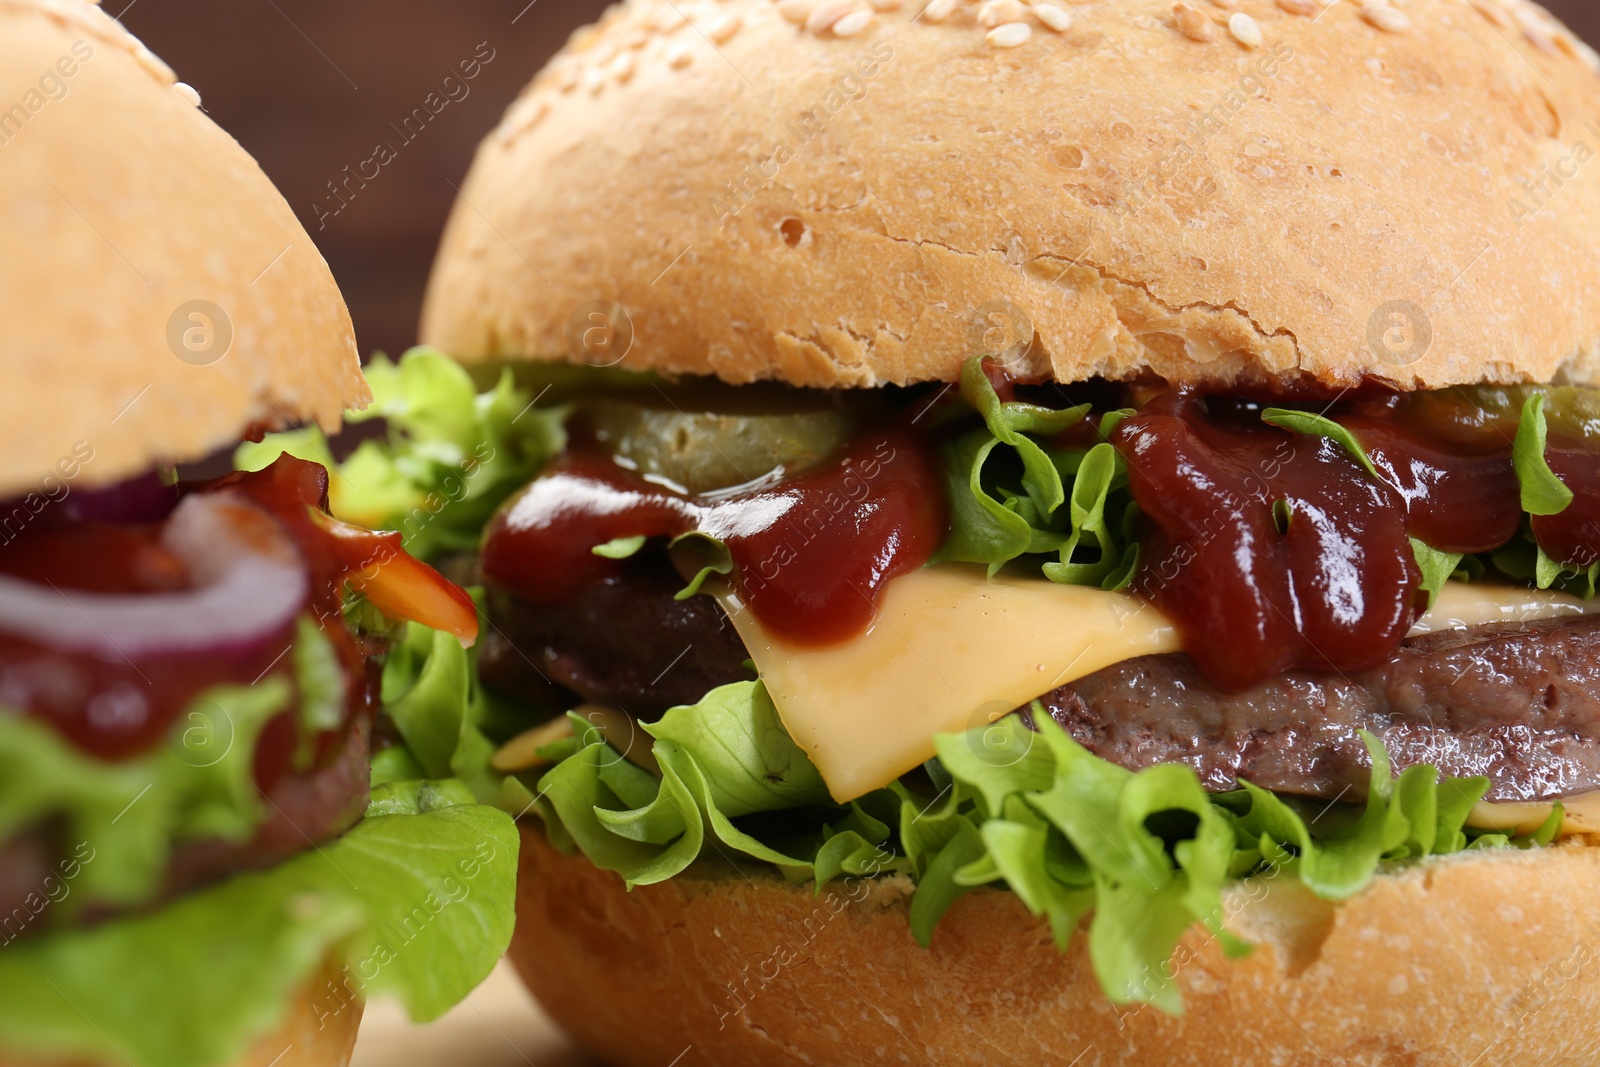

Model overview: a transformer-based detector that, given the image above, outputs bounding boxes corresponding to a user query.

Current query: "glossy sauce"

[1112,393,1551,690]
[1534,441,1600,571]
[0,457,414,778]
[481,428,947,647]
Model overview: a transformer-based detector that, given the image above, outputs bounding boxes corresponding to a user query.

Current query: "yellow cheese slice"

[718,566,1600,803]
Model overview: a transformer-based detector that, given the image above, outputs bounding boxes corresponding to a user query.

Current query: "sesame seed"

[920,0,957,23]
[555,63,582,92]
[609,50,637,81]
[582,66,606,94]
[1173,2,1215,42]
[805,0,853,33]
[173,81,202,107]
[590,41,618,66]
[832,8,876,34]
[979,0,1025,27]
[1228,11,1262,47]
[1275,0,1318,15]
[1205,0,1239,10]
[777,0,814,20]
[987,20,1032,47]
[1031,1,1071,32]
[666,42,694,67]
[652,6,688,32]
[706,12,742,42]
[622,29,650,49]
[867,0,903,10]
[1361,3,1410,33]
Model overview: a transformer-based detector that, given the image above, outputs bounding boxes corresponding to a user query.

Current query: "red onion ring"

[0,492,308,660]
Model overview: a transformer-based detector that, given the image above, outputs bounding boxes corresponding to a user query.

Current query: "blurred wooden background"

[120,0,1600,363]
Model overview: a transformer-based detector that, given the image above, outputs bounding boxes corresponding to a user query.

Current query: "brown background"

[120,0,1600,361]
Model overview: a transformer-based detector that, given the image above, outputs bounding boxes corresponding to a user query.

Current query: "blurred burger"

[0,4,517,1066]
[348,0,1600,1062]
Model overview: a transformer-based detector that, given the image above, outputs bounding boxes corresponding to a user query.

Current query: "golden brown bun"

[0,0,368,496]
[425,0,1600,393]
[513,823,1600,1067]
[0,956,363,1067]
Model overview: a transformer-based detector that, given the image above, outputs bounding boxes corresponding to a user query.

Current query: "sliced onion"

[0,493,307,660]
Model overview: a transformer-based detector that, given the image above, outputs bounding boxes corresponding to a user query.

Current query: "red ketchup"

[1112,394,1533,690]
[1533,441,1600,572]
[480,428,947,647]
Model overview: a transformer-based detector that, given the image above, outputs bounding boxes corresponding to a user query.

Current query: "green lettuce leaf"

[669,531,734,600]
[1514,392,1576,517]
[591,534,646,559]
[240,347,566,560]
[530,683,902,888]
[1410,538,1464,610]
[1260,408,1381,479]
[934,357,1127,581]
[645,681,830,816]
[0,794,516,1067]
[378,593,500,803]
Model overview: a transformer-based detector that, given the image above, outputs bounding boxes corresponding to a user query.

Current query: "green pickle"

[585,398,855,494]
[1406,384,1600,443]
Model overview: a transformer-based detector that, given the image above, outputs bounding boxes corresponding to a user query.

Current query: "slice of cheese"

[718,566,1600,803]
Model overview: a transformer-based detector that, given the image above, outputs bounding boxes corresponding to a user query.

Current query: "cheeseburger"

[0,4,516,1066]
[372,0,1600,1062]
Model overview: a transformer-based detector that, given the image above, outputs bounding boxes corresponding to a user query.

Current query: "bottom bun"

[512,822,1600,1066]
[0,956,364,1067]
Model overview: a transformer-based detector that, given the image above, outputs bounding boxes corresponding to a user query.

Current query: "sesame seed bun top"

[0,0,367,498]
[424,0,1600,392]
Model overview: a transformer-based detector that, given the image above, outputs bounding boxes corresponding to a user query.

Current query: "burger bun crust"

[513,822,1600,1067]
[426,0,1600,395]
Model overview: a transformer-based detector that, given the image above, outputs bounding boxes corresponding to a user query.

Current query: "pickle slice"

[1408,385,1600,443]
[585,400,855,493]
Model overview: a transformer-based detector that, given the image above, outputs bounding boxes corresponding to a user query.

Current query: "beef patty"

[479,546,754,717]
[1038,615,1600,803]
[482,552,1600,802]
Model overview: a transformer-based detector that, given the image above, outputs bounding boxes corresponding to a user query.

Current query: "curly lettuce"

[238,347,567,560]
[522,680,1558,1013]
